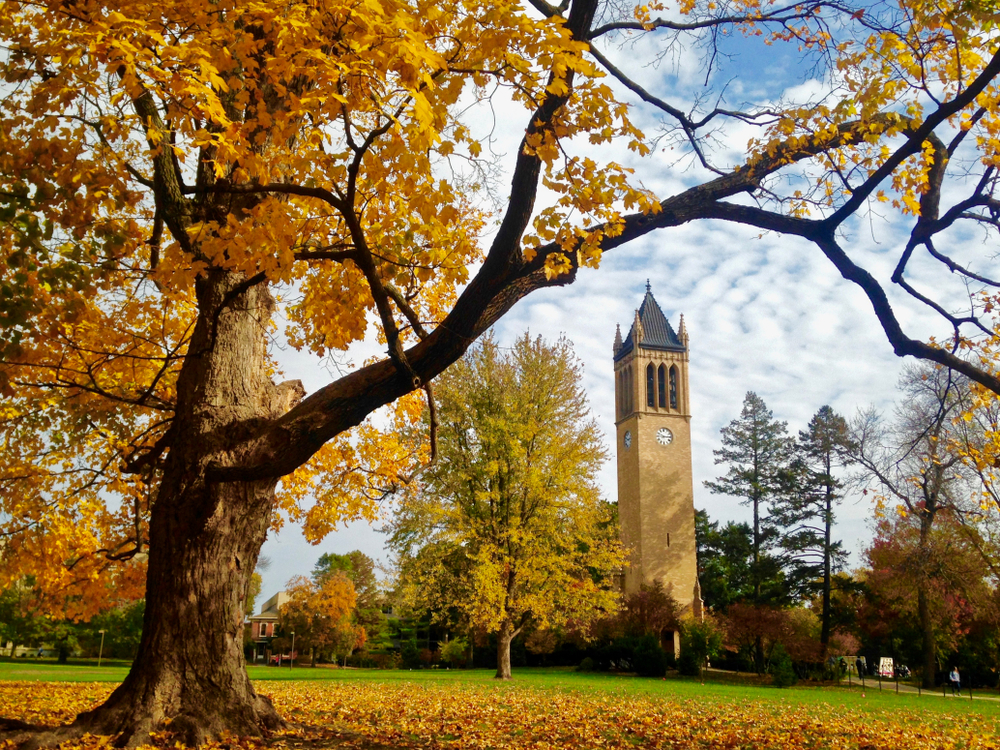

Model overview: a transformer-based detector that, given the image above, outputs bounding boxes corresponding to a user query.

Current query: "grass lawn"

[2,659,998,718]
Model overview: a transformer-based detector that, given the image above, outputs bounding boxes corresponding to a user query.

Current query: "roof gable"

[614,288,684,361]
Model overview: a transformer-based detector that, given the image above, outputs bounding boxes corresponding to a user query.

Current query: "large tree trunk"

[495,620,516,680]
[25,271,301,748]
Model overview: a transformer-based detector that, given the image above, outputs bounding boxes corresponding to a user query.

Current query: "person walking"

[949,666,961,695]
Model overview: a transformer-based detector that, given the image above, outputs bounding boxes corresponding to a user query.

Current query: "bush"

[439,637,469,667]
[677,648,701,676]
[578,657,596,672]
[679,614,723,674]
[595,635,667,676]
[400,639,422,669]
[770,644,797,688]
[633,637,668,677]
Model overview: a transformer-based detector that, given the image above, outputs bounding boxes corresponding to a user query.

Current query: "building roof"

[614,284,685,361]
[258,590,289,616]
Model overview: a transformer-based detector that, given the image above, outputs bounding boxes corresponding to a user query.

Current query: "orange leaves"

[5,678,1000,750]
[278,573,363,657]
[275,391,426,542]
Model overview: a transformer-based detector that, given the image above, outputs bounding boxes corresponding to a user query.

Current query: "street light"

[290,632,295,670]
[97,630,106,668]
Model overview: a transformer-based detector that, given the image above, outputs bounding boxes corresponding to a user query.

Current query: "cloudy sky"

[255,8,971,602]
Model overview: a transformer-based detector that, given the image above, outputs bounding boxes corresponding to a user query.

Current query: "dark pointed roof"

[614,288,685,361]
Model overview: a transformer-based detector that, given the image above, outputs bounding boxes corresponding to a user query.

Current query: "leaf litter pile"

[2,679,999,750]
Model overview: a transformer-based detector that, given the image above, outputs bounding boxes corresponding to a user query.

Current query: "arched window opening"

[657,364,667,408]
[646,363,656,408]
[626,365,633,413]
[669,365,679,410]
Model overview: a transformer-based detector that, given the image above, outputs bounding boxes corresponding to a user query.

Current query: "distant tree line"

[698,368,1000,688]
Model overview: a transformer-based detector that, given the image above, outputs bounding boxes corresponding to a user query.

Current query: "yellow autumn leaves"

[3,678,1000,750]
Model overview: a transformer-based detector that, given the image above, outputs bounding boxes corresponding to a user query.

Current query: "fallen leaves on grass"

[2,679,999,750]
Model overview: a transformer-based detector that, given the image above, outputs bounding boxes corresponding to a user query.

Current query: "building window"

[657,364,667,408]
[669,366,679,410]
[618,370,624,417]
[625,365,632,414]
[646,364,655,407]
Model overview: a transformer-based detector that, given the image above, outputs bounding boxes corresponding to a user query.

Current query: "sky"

[254,6,966,603]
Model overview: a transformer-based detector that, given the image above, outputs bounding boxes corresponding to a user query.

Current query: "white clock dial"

[623,430,632,449]
[656,428,673,446]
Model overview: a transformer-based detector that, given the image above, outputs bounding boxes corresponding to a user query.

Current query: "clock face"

[657,428,674,446]
[623,430,632,449]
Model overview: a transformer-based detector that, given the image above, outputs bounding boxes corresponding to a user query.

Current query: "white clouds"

[257,195,942,606]
[253,15,979,604]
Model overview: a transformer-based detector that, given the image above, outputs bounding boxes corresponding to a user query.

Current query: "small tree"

[619,581,682,638]
[312,551,386,654]
[677,614,724,677]
[439,636,470,668]
[278,574,360,666]
[770,644,797,688]
[390,332,625,679]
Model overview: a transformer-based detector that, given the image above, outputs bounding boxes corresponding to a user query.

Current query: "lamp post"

[290,632,295,670]
[97,630,106,668]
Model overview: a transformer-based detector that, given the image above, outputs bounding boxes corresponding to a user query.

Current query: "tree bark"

[42,271,299,748]
[495,620,516,680]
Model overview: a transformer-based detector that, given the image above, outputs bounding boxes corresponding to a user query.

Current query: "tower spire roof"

[614,285,685,361]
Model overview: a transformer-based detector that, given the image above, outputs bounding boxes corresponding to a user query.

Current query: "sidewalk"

[842,678,1000,702]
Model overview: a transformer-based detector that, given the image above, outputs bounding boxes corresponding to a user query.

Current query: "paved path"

[840,678,1000,702]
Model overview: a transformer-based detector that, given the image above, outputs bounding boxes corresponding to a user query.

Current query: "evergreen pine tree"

[774,406,852,656]
[704,392,793,605]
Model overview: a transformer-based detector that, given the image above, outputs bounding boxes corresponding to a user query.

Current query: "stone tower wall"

[614,326,701,616]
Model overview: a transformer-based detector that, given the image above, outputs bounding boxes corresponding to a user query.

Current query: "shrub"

[400,639,421,669]
[634,638,668,677]
[770,643,797,688]
[439,637,469,667]
[677,648,701,676]
[677,614,724,677]
[595,635,667,676]
[578,657,596,672]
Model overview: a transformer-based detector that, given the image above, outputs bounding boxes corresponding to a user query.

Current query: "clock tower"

[614,283,702,626]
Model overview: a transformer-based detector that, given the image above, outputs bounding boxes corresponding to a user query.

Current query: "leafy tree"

[312,551,385,643]
[277,574,362,667]
[83,600,147,661]
[695,510,788,611]
[774,406,852,654]
[677,614,724,677]
[704,394,794,606]
[0,580,42,656]
[43,621,81,664]
[389,333,624,679]
[722,603,790,675]
[860,510,996,680]
[770,644,797,688]
[849,365,979,687]
[7,0,1000,742]
[439,636,470,668]
[618,581,681,639]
